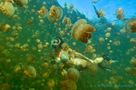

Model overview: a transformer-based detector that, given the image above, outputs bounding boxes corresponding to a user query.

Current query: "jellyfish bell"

[71,19,95,43]
[98,9,105,18]
[130,58,136,67]
[128,19,136,33]
[65,68,80,82]
[37,6,48,18]
[47,79,55,90]
[48,5,63,22]
[0,1,15,17]
[0,23,11,32]
[60,79,77,90]
[116,8,124,20]
[125,67,136,76]
[13,0,28,7]
[62,16,72,28]
[23,65,37,78]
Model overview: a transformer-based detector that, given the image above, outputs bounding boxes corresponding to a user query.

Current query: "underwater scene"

[0,0,136,90]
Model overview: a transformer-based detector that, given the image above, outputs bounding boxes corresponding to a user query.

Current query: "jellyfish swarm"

[48,5,63,22]
[71,19,95,43]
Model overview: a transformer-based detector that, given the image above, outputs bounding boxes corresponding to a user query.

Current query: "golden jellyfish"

[130,38,136,44]
[98,37,105,44]
[85,45,94,53]
[128,19,136,33]
[0,1,15,17]
[13,0,28,7]
[62,16,72,27]
[37,6,48,18]
[48,5,63,22]
[65,68,80,82]
[98,9,105,18]
[130,58,136,67]
[60,79,77,90]
[23,65,37,78]
[14,64,22,73]
[47,79,55,90]
[116,8,124,20]
[71,19,96,43]
[0,23,11,32]
[125,67,136,76]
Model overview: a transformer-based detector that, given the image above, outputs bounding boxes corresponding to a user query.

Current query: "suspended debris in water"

[71,19,96,43]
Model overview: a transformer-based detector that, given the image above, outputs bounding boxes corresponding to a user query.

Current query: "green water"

[0,0,136,90]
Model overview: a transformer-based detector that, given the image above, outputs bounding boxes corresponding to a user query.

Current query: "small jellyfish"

[71,19,95,43]
[129,38,136,44]
[98,37,105,44]
[97,9,105,18]
[37,6,48,18]
[60,79,77,90]
[47,79,55,90]
[62,16,72,27]
[130,58,136,67]
[23,65,37,78]
[128,20,136,33]
[125,67,136,76]
[116,8,124,20]
[13,0,28,7]
[85,45,94,53]
[42,72,49,78]
[48,5,63,22]
[0,23,11,32]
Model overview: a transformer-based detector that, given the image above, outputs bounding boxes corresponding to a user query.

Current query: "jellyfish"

[65,68,80,82]
[130,38,136,44]
[60,80,77,90]
[37,6,48,18]
[23,65,37,78]
[13,0,28,7]
[48,5,63,22]
[125,67,136,76]
[71,19,96,43]
[98,9,105,18]
[47,79,55,90]
[128,20,136,33]
[62,16,72,27]
[0,23,11,32]
[116,8,124,20]
[130,58,136,67]
[0,1,15,17]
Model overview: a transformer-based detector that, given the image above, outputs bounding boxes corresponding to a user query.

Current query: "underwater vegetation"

[0,0,136,90]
